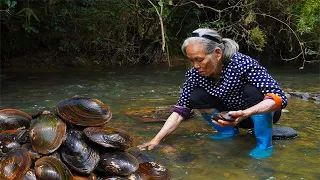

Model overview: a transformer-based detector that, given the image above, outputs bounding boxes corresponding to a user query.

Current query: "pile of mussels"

[0,96,170,180]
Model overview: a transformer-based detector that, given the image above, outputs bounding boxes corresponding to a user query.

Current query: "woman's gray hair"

[181,28,239,63]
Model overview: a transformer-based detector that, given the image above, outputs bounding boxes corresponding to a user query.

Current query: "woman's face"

[186,43,222,77]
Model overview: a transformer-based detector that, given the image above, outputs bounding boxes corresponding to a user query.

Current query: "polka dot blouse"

[177,52,288,110]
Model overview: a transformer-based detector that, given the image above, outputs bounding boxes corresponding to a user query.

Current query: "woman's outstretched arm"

[137,112,184,150]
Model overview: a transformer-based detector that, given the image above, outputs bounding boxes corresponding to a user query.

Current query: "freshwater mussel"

[23,169,37,180]
[73,173,97,180]
[55,96,112,126]
[220,111,236,121]
[29,114,67,154]
[211,111,236,122]
[84,127,135,151]
[98,151,139,176]
[0,97,171,179]
[61,129,100,174]
[0,148,31,180]
[0,109,32,132]
[35,156,73,180]
[138,161,171,180]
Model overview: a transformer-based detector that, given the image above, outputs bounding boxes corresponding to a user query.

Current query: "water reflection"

[1,64,319,179]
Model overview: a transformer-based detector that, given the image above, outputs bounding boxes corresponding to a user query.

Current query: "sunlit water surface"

[1,64,319,180]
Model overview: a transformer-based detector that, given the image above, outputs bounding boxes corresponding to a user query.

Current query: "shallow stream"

[1,63,319,180]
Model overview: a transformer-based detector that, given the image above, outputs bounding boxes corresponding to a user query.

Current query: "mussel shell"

[61,129,100,174]
[99,176,127,180]
[23,169,37,180]
[98,151,139,176]
[220,111,236,121]
[127,171,151,180]
[55,97,112,126]
[0,129,29,156]
[73,173,97,180]
[211,114,222,122]
[138,162,171,180]
[29,114,66,154]
[0,148,31,180]
[35,156,73,180]
[84,127,135,151]
[0,109,32,132]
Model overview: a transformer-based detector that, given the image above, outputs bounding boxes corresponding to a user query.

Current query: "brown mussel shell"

[0,109,32,132]
[55,96,112,126]
[220,111,236,121]
[99,176,127,180]
[127,171,151,180]
[73,173,97,180]
[0,148,31,180]
[23,169,37,180]
[35,156,73,180]
[84,127,135,151]
[98,151,139,176]
[138,162,171,180]
[61,129,100,174]
[29,114,66,154]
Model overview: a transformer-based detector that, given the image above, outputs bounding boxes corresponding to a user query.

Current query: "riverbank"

[1,50,189,70]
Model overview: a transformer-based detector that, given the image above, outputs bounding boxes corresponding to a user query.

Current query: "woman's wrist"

[243,99,276,116]
[243,108,255,117]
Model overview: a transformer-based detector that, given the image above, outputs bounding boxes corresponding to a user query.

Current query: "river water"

[1,63,319,180]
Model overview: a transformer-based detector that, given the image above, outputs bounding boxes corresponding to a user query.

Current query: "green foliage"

[1,0,319,68]
[16,8,40,33]
[268,0,320,59]
[1,0,41,33]
[207,21,225,29]
[248,27,266,51]
[293,0,320,35]
[244,11,256,26]
[5,0,16,8]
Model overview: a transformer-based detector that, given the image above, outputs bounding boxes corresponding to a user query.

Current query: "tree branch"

[280,51,302,61]
[175,1,313,69]
[147,0,165,52]
[0,8,12,15]
[147,0,170,66]
[254,12,307,69]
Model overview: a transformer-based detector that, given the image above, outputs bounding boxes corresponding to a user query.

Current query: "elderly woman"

[138,28,287,159]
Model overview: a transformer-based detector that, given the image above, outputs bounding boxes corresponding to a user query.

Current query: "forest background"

[1,0,319,69]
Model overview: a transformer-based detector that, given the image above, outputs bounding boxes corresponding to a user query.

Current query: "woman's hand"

[212,110,250,127]
[137,112,184,151]
[137,139,160,151]
[212,99,277,127]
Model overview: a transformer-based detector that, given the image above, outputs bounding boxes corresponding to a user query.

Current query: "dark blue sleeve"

[238,56,288,108]
[177,68,197,108]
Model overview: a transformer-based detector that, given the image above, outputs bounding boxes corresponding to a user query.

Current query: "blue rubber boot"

[201,109,239,140]
[249,113,274,159]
